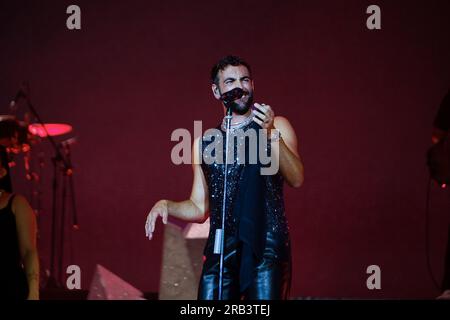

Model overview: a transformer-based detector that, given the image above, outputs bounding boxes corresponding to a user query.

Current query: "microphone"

[220,88,246,116]
[220,87,246,104]
[9,85,27,109]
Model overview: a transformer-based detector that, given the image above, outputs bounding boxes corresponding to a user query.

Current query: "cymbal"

[28,123,73,137]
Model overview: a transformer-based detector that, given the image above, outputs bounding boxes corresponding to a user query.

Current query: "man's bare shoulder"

[274,116,296,132]
[273,115,300,156]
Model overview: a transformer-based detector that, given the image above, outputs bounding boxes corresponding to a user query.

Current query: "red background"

[0,0,449,298]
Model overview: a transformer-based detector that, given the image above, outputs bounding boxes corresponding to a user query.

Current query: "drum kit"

[1,116,73,152]
[0,113,74,181]
[1,85,78,289]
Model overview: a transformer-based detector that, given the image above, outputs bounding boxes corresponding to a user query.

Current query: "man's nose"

[234,81,243,89]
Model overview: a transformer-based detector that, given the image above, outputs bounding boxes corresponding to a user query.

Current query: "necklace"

[221,113,254,132]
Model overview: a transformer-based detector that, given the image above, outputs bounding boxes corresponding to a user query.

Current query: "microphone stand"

[22,95,76,289]
[58,142,78,285]
[214,106,233,300]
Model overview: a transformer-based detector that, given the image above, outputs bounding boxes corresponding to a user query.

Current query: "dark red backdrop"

[0,0,449,298]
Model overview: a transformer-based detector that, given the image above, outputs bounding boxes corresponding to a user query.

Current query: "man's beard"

[224,91,254,115]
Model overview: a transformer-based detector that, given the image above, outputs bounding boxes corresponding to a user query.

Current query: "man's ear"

[212,83,221,100]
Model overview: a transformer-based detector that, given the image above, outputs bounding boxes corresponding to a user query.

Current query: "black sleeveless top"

[0,194,28,300]
[200,119,290,243]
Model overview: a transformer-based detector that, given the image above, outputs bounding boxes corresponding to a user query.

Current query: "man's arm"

[166,136,209,221]
[145,137,209,240]
[252,103,304,188]
[273,116,304,188]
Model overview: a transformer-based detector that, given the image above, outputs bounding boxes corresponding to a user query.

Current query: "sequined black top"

[200,118,290,244]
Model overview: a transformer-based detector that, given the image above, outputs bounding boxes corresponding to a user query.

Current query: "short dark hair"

[210,55,252,84]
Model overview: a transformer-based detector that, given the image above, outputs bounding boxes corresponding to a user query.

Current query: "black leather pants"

[197,231,291,300]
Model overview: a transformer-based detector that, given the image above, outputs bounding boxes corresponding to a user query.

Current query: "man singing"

[145,55,304,300]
